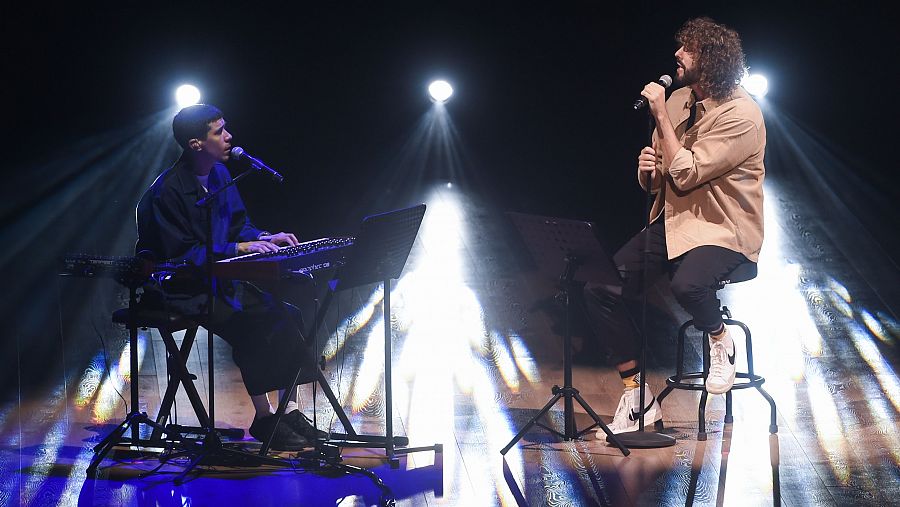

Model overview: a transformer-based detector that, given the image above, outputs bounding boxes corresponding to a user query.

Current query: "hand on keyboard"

[259,232,299,247]
[237,241,281,255]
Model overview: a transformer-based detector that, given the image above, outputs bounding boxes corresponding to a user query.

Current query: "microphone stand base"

[609,429,676,449]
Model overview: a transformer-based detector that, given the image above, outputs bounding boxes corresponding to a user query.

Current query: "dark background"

[1,2,896,393]
[5,2,895,233]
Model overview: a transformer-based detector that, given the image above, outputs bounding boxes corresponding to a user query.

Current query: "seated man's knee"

[670,277,711,307]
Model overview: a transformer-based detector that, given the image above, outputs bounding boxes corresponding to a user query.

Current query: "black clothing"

[135,155,314,395]
[249,414,309,451]
[583,220,750,365]
[136,156,263,314]
[137,156,263,265]
[284,409,328,440]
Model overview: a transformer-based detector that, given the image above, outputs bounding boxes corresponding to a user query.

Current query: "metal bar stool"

[111,307,211,444]
[654,262,778,441]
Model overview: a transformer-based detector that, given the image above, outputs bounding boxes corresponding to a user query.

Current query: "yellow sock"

[622,374,640,390]
[710,325,728,340]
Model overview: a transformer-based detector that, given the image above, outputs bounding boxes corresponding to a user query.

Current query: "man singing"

[136,104,325,450]
[584,17,766,434]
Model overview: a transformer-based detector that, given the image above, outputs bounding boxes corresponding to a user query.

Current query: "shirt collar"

[678,89,732,131]
[174,155,221,195]
[687,89,738,114]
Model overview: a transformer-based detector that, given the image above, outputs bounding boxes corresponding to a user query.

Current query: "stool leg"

[152,327,209,443]
[756,385,778,434]
[724,390,734,424]
[654,385,674,431]
[657,385,674,405]
[698,390,709,441]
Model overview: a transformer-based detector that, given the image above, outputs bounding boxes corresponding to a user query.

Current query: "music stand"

[500,212,629,456]
[267,203,442,468]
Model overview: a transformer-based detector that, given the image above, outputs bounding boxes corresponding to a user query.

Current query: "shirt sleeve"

[666,117,761,190]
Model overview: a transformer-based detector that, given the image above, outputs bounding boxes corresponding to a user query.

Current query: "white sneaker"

[706,329,737,394]
[601,384,663,435]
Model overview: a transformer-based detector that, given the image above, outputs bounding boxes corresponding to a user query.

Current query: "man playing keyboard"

[135,104,324,451]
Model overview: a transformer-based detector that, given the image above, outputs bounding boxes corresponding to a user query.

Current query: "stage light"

[175,84,201,108]
[428,80,453,103]
[742,72,768,98]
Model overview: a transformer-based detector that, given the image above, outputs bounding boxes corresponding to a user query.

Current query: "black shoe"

[284,410,328,440]
[249,414,309,451]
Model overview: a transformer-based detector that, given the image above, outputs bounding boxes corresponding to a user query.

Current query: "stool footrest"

[661,307,777,441]
[665,372,767,391]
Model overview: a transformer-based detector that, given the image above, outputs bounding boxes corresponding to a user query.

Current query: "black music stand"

[268,203,442,468]
[500,212,629,456]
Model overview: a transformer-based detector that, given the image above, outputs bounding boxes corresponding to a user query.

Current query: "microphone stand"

[195,166,261,425]
[608,111,676,449]
[168,165,291,483]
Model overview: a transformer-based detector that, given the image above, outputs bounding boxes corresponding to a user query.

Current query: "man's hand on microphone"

[638,146,659,176]
[259,232,299,247]
[237,241,281,255]
[641,80,680,169]
[641,82,668,117]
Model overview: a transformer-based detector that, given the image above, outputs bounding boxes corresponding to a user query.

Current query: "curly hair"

[676,17,746,101]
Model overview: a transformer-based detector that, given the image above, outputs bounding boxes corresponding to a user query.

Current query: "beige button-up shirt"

[643,86,766,262]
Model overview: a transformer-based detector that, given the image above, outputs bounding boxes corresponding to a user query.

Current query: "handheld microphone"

[230,147,284,183]
[633,75,673,110]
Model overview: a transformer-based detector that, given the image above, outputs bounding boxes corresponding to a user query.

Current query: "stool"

[653,262,778,441]
[112,307,211,443]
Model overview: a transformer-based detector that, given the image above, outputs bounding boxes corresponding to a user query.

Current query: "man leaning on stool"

[582,17,766,435]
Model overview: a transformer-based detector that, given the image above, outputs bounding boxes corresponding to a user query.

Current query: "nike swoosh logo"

[628,396,657,421]
[728,350,736,365]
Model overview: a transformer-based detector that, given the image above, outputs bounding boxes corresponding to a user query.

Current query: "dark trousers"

[582,220,749,366]
[203,283,317,396]
[147,280,316,396]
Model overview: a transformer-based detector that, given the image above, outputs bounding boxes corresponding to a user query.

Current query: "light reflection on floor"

[684,174,900,502]
[806,363,853,485]
[91,334,147,423]
[328,186,533,504]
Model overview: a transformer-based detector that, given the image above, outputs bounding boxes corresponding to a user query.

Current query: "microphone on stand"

[633,75,673,110]
[230,147,284,183]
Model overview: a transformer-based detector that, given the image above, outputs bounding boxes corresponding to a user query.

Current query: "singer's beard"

[676,66,700,87]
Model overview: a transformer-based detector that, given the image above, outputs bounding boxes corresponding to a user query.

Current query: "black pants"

[147,280,316,396]
[205,283,317,396]
[582,220,749,365]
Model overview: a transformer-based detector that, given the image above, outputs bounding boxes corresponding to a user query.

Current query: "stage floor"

[3,173,900,506]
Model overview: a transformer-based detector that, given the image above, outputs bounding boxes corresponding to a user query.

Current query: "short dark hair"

[172,104,223,149]
[676,17,746,101]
